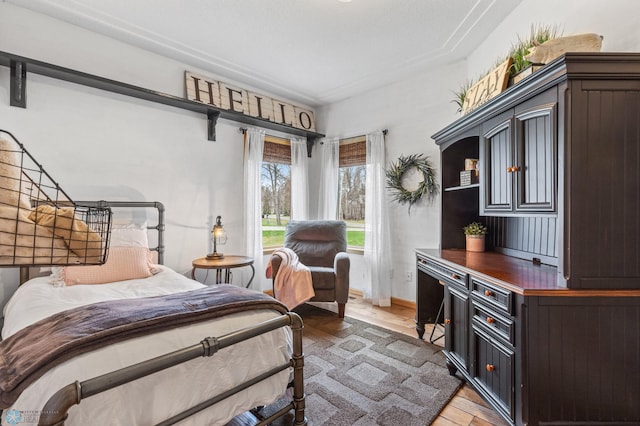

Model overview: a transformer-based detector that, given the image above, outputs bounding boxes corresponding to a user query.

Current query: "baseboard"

[350,289,416,310]
[349,288,364,297]
[265,288,416,310]
[391,297,416,310]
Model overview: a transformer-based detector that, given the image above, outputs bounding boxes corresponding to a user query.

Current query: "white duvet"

[1,267,293,426]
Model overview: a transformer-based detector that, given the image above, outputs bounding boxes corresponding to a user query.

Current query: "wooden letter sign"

[462,58,513,115]
[185,71,316,132]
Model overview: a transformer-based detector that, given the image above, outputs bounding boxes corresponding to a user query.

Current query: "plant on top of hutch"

[453,25,603,116]
[453,24,561,114]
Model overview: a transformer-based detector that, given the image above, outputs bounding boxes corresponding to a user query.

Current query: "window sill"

[263,247,280,255]
[263,247,364,255]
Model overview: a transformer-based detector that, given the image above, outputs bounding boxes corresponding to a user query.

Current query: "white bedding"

[1,266,293,426]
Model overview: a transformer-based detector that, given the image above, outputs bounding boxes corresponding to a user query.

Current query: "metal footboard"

[38,312,306,426]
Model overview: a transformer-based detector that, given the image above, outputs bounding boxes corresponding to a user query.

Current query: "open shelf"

[444,183,480,192]
[0,50,324,154]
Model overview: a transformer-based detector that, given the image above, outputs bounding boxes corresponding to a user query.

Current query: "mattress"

[1,267,293,425]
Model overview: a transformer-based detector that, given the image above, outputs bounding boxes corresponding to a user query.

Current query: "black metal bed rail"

[37,312,306,426]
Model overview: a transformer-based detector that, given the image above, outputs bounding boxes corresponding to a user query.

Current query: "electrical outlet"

[406,271,413,282]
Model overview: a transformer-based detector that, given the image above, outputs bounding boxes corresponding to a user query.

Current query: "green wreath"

[385,153,439,212]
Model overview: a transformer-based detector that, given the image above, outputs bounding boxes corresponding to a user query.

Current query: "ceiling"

[9,0,522,107]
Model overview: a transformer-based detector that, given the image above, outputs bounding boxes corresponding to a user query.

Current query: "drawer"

[417,256,468,289]
[471,278,512,314]
[472,324,515,421]
[472,302,514,345]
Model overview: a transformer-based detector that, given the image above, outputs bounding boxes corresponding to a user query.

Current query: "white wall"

[1,0,639,311]
[314,61,466,301]
[467,0,640,80]
[315,0,640,302]
[0,3,292,308]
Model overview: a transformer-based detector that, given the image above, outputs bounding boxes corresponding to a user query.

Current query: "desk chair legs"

[429,299,445,344]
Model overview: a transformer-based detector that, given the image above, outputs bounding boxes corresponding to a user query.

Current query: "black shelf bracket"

[306,138,315,158]
[0,51,325,146]
[207,110,220,141]
[10,60,27,108]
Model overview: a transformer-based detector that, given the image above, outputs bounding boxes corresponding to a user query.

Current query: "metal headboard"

[79,200,166,264]
[18,200,166,284]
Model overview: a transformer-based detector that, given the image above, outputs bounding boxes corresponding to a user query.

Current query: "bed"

[0,201,306,426]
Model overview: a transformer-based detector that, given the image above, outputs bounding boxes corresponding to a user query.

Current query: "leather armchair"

[270,220,350,317]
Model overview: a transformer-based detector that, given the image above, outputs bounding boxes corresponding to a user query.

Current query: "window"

[338,137,366,250]
[261,137,291,248]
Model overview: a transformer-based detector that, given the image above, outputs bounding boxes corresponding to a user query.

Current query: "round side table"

[191,255,255,288]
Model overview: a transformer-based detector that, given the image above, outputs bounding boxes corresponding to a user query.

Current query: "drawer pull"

[486,364,495,372]
[486,316,494,324]
[451,273,461,280]
[444,319,451,325]
[484,290,493,297]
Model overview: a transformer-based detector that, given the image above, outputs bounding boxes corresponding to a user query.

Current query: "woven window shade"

[339,139,366,167]
[263,140,291,164]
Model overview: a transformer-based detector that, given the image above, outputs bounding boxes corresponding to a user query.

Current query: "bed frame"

[19,201,306,426]
[38,312,306,426]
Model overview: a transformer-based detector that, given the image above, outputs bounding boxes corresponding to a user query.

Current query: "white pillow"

[109,222,149,248]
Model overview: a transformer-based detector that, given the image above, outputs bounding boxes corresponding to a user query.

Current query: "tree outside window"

[338,165,366,248]
[338,137,367,249]
[261,138,291,248]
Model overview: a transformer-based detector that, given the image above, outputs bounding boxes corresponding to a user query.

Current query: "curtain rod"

[320,129,389,145]
[240,127,387,137]
[239,127,293,145]
[339,129,388,139]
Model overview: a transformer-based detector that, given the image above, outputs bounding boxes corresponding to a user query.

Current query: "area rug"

[262,304,462,426]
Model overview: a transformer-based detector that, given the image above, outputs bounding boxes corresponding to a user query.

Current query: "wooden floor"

[344,294,509,426]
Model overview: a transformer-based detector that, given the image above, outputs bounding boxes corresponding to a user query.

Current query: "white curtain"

[290,137,308,220]
[243,128,265,290]
[317,137,340,219]
[364,130,391,307]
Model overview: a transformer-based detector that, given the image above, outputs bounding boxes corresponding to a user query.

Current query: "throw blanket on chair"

[269,248,314,310]
[0,285,288,408]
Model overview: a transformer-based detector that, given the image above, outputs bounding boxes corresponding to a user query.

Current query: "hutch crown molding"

[418,53,640,426]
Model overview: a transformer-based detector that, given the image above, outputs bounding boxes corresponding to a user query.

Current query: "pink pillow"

[63,246,153,285]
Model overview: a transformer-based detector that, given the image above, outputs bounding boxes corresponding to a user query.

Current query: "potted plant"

[463,222,488,252]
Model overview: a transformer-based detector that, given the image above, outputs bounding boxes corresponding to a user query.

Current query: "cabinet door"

[472,324,515,421]
[444,284,469,372]
[514,103,557,212]
[481,112,513,214]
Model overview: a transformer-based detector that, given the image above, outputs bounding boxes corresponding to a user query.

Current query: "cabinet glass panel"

[515,105,556,212]
[483,120,513,212]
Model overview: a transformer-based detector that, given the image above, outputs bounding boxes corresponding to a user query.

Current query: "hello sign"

[185,71,316,132]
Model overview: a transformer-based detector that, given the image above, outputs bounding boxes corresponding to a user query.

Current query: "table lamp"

[207,215,227,259]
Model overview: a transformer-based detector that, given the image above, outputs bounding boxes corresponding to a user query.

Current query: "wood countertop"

[416,249,640,297]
